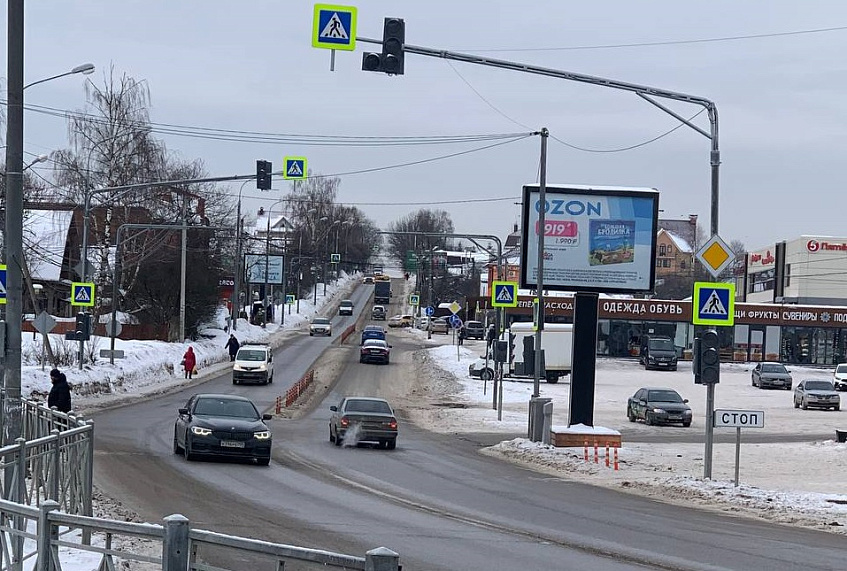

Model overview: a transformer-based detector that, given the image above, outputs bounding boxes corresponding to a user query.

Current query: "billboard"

[520,184,659,294]
[245,254,284,284]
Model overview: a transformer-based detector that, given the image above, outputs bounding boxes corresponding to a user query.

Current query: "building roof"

[663,230,693,253]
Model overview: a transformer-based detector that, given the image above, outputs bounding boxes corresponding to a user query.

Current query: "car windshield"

[312,318,330,325]
[363,339,387,348]
[647,390,683,403]
[762,364,787,373]
[345,399,392,414]
[194,398,259,419]
[341,300,353,306]
[467,321,483,328]
[805,381,834,391]
[648,339,674,351]
[836,365,847,374]
[236,349,267,361]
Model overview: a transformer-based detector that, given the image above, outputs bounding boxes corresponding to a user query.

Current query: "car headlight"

[652,408,666,414]
[683,410,693,416]
[233,364,244,371]
[191,426,212,436]
[254,431,271,440]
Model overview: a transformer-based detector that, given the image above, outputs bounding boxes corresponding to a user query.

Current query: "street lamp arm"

[23,62,95,90]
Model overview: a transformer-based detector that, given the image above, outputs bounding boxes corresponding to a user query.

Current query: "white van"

[232,343,274,385]
[469,323,573,383]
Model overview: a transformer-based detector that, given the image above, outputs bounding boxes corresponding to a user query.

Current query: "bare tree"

[386,209,455,271]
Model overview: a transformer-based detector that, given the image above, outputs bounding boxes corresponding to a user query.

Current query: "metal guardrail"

[0,396,401,571]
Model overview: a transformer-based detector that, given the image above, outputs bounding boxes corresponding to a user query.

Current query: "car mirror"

[389,345,393,348]
[262,413,273,421]
[683,399,689,403]
[330,405,337,412]
[178,408,189,415]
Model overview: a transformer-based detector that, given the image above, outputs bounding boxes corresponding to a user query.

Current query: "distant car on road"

[173,393,272,465]
[361,325,386,345]
[372,305,386,320]
[309,317,332,337]
[362,276,375,284]
[751,362,792,390]
[329,396,398,449]
[464,320,485,340]
[794,379,840,410]
[360,338,391,364]
[338,299,354,316]
[834,363,847,391]
[627,387,692,427]
[232,344,274,385]
[430,318,449,335]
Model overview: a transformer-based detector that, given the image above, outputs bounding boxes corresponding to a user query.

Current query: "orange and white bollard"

[605,443,610,468]
[583,441,589,462]
[613,445,619,471]
[274,395,282,414]
[594,442,599,464]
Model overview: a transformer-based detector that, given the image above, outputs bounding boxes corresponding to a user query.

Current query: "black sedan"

[360,339,391,364]
[627,387,692,427]
[329,397,398,449]
[173,393,273,465]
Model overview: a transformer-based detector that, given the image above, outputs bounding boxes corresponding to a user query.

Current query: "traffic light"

[256,160,272,190]
[361,17,405,75]
[75,312,90,341]
[695,329,720,384]
[493,340,508,363]
[508,332,516,365]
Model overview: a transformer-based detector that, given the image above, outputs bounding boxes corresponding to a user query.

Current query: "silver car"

[794,379,840,411]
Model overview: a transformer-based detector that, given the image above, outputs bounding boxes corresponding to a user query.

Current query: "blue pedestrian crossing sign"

[312,4,357,51]
[283,156,307,180]
[286,294,295,305]
[424,306,435,316]
[449,314,463,329]
[692,282,735,326]
[491,280,518,308]
[71,282,96,307]
[409,294,420,306]
[0,264,6,305]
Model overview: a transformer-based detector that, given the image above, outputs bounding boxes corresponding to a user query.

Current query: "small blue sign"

[693,282,735,326]
[424,306,435,316]
[0,264,6,305]
[449,315,463,329]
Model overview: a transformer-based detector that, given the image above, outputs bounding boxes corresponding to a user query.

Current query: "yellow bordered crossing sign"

[0,264,6,305]
[491,281,518,308]
[409,294,420,306]
[71,282,95,307]
[692,282,735,326]
[312,4,357,51]
[283,156,308,180]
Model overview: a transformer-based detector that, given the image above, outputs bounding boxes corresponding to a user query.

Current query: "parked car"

[751,362,792,390]
[372,305,386,320]
[794,379,840,410]
[430,318,449,334]
[464,320,486,340]
[360,339,391,364]
[834,363,847,391]
[339,299,354,316]
[362,276,375,284]
[329,396,398,449]
[232,344,274,385]
[388,315,404,328]
[627,387,692,427]
[639,335,678,371]
[173,393,273,465]
[361,325,386,345]
[309,317,332,337]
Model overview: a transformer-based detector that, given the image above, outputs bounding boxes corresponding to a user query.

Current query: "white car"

[309,317,332,337]
[834,363,847,391]
[232,344,274,385]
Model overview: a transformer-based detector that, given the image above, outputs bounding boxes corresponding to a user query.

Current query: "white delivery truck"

[469,322,573,383]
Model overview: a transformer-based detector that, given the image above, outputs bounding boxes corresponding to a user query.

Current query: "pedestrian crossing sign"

[283,157,307,180]
[0,264,6,305]
[71,282,96,307]
[312,4,357,51]
[409,294,419,306]
[286,294,295,305]
[491,281,518,307]
[692,282,735,326]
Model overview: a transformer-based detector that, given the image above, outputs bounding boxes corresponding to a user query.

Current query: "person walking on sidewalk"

[182,347,197,379]
[48,369,72,413]
[225,334,240,362]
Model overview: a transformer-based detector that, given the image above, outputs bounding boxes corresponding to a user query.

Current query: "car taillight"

[388,419,397,429]
[340,417,349,427]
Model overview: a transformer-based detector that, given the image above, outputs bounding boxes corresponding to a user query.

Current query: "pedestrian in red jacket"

[182,347,197,379]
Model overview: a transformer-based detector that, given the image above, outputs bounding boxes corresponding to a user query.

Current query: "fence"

[276,369,316,412]
[0,396,400,571]
[340,324,356,344]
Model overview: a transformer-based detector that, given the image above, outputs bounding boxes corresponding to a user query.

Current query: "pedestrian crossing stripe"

[71,282,96,307]
[491,281,519,307]
[692,282,735,326]
[283,157,308,180]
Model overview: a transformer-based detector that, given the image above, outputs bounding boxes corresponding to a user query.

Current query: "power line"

[459,25,847,53]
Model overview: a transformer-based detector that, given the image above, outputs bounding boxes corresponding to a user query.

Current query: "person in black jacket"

[48,369,72,413]
[225,334,240,361]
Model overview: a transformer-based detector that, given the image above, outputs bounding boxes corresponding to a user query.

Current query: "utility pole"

[532,128,548,399]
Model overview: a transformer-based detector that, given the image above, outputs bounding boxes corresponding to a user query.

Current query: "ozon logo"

[807,240,820,252]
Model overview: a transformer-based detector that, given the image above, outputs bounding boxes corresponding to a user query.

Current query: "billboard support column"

[569,292,599,427]
[532,128,548,400]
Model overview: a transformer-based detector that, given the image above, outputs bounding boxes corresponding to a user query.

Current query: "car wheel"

[837,405,841,411]
[386,439,397,450]
[329,427,335,443]
[256,457,270,466]
[309,332,314,336]
[627,407,636,422]
[682,421,691,427]
[644,412,653,426]
[785,385,792,391]
[794,398,800,409]
[183,434,196,461]
[802,399,808,410]
[173,428,183,454]
[752,376,756,387]
[359,357,364,363]
[480,369,494,381]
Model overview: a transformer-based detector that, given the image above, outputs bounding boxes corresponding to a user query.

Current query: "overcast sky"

[6,1,847,251]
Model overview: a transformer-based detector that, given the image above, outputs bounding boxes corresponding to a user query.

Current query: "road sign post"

[714,409,764,487]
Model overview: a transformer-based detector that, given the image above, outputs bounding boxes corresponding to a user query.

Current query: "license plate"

[658,363,667,366]
[221,440,245,448]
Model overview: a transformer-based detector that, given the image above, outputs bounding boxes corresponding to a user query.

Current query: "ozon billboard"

[520,184,659,294]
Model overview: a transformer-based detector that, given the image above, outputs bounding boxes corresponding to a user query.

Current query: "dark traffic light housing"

[694,329,720,384]
[361,17,405,75]
[256,160,272,190]
[66,312,90,341]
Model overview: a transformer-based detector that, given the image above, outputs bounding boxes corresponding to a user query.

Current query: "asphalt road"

[92,280,846,571]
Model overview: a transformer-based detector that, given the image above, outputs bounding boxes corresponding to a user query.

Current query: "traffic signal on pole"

[695,329,720,384]
[256,160,272,190]
[361,17,405,75]
[75,312,90,340]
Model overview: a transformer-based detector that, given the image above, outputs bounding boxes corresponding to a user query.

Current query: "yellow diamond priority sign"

[696,234,735,278]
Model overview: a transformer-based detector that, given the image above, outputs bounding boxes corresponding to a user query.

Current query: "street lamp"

[23,62,94,90]
[263,198,288,326]
[230,179,252,331]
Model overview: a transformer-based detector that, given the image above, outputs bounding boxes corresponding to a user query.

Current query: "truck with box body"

[374,281,391,304]
[469,322,573,383]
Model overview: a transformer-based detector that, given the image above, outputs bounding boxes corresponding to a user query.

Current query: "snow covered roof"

[24,209,72,282]
[662,229,693,253]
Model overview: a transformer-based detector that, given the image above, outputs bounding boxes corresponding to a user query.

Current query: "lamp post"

[230,179,252,330]
[4,0,95,455]
[323,220,340,295]
[263,198,288,326]
[23,63,94,90]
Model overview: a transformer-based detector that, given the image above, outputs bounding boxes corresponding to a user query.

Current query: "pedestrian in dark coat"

[182,347,197,379]
[48,369,72,413]
[225,334,240,362]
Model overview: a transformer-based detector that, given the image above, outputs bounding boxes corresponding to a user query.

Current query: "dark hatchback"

[627,387,692,427]
[464,320,486,340]
[173,393,273,465]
